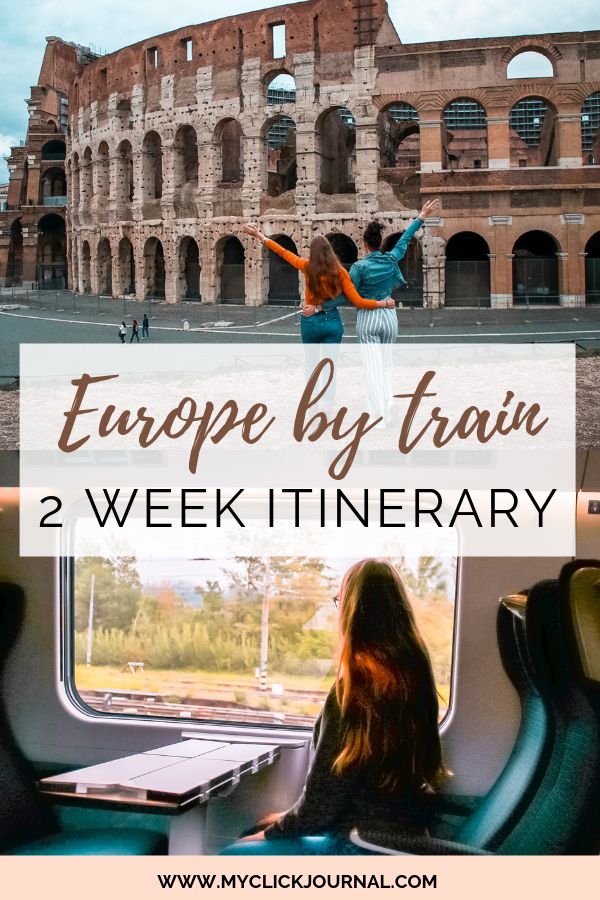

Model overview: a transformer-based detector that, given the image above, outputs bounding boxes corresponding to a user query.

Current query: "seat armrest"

[349,828,492,856]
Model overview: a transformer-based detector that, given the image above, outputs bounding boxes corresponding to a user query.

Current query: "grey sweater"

[265,686,432,840]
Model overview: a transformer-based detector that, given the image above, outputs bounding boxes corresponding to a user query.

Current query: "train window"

[67,535,457,728]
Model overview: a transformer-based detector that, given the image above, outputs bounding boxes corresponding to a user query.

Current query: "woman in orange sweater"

[242,225,394,344]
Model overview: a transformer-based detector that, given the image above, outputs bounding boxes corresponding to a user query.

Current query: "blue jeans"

[300,308,343,344]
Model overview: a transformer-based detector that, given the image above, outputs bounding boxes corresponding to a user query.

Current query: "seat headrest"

[562,562,600,685]
[0,583,25,664]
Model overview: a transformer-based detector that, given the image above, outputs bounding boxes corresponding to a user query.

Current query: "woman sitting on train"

[222,558,446,855]
[241,225,395,344]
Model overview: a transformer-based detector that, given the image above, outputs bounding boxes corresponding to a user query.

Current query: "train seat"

[351,560,600,855]
[0,583,166,856]
[221,577,558,857]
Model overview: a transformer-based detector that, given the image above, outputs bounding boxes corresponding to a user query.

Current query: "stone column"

[561,213,585,305]
[199,232,216,305]
[160,139,176,223]
[555,105,583,168]
[244,237,263,306]
[295,121,317,217]
[354,116,379,217]
[22,226,38,285]
[0,232,10,287]
[26,154,41,207]
[241,129,262,219]
[422,223,444,308]
[487,113,511,170]
[489,216,513,307]
[419,113,443,173]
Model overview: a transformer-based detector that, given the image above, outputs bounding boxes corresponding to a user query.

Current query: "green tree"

[74,555,142,631]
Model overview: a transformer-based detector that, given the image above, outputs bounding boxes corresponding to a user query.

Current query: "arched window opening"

[174,125,198,194]
[143,237,166,299]
[585,233,600,305]
[326,233,358,272]
[507,51,554,79]
[266,116,297,196]
[142,131,163,203]
[379,104,420,169]
[97,142,110,200]
[582,93,600,165]
[41,139,66,161]
[215,119,244,184]
[512,231,559,306]
[80,240,91,294]
[117,98,134,131]
[268,234,300,305]
[118,237,135,296]
[96,238,113,296]
[381,230,423,306]
[6,219,23,286]
[509,98,556,167]
[318,108,356,194]
[443,100,488,169]
[217,236,245,303]
[179,237,201,300]
[37,213,66,289]
[267,73,296,105]
[445,232,490,308]
[39,167,67,206]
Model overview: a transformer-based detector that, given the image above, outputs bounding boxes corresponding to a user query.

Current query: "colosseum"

[1,0,600,308]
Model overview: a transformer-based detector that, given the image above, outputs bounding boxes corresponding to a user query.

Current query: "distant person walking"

[142,313,150,340]
[130,319,140,343]
[118,321,127,344]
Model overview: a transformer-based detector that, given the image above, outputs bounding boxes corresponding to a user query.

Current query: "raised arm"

[389,199,439,263]
[242,224,307,272]
[264,238,307,272]
[339,268,392,310]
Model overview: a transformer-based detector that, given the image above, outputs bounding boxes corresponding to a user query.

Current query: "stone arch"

[6,218,23,286]
[378,102,420,169]
[506,50,555,80]
[39,167,66,205]
[512,230,560,306]
[214,118,244,184]
[37,213,66,289]
[442,98,488,169]
[263,114,297,196]
[96,141,110,200]
[265,71,297,105]
[502,40,562,67]
[178,236,201,300]
[584,232,600,305]
[267,234,300,305]
[141,130,163,203]
[96,237,113,296]
[80,240,92,294]
[326,233,358,271]
[216,235,245,303]
[143,236,166,298]
[316,107,357,194]
[509,96,559,167]
[173,125,198,217]
[445,232,490,308]
[117,236,135,296]
[41,139,66,161]
[380,229,424,306]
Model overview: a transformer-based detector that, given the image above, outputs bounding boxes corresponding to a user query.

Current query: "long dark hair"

[334,559,445,792]
[306,236,343,300]
[363,221,385,251]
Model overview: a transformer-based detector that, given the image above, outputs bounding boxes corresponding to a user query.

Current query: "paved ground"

[1,288,598,449]
[1,289,600,378]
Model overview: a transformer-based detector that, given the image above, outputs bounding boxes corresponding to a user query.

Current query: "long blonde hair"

[334,559,445,792]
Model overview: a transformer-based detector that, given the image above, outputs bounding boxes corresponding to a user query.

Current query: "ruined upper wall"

[71,0,396,109]
[375,31,600,98]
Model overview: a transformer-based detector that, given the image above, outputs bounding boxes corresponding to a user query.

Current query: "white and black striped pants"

[356,306,398,419]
